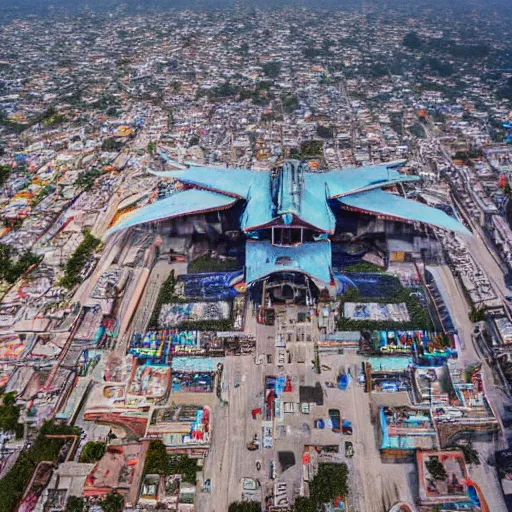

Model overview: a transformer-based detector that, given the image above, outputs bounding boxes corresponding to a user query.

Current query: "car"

[270,460,277,480]
[344,441,354,458]
[337,373,349,390]
[328,409,341,432]
[342,420,353,435]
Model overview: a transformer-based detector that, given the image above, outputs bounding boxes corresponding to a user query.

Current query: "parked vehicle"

[342,419,353,435]
[247,434,259,451]
[345,441,354,458]
[329,409,341,432]
[337,373,349,390]
[270,460,277,480]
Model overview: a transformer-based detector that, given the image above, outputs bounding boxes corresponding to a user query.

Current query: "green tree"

[148,271,176,328]
[144,440,169,475]
[74,168,102,191]
[147,141,157,154]
[293,496,317,512]
[403,32,423,50]
[188,134,200,147]
[262,60,281,78]
[228,502,261,512]
[300,140,323,158]
[168,454,199,484]
[316,125,334,139]
[425,456,447,481]
[65,496,85,512]
[101,138,124,152]
[0,164,11,187]
[0,244,41,285]
[60,230,101,290]
[79,441,106,463]
[0,421,80,512]
[282,93,299,114]
[0,393,22,438]
[452,442,480,466]
[469,307,485,322]
[309,463,348,505]
[99,492,124,512]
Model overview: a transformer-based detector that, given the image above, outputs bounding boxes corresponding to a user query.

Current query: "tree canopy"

[144,440,169,475]
[65,496,85,512]
[60,230,100,289]
[228,501,261,512]
[144,440,199,484]
[99,492,124,512]
[0,244,41,285]
[0,164,11,187]
[309,463,348,506]
[262,60,281,78]
[293,496,317,512]
[0,421,80,512]
[79,441,106,463]
[403,31,423,50]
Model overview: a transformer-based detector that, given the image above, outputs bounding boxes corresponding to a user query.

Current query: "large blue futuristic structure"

[106,159,470,286]
[503,120,512,144]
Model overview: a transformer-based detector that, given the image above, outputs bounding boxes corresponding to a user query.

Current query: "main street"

[428,265,508,512]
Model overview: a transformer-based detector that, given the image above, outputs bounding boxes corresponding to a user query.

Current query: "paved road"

[196,346,416,512]
[118,257,187,356]
[322,352,416,512]
[196,355,264,512]
[428,265,508,512]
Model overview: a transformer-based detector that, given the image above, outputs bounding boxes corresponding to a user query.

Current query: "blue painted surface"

[240,173,274,230]
[105,189,237,236]
[339,188,471,235]
[338,373,349,390]
[245,239,332,284]
[107,161,469,244]
[178,271,244,300]
[148,166,263,198]
[306,161,419,198]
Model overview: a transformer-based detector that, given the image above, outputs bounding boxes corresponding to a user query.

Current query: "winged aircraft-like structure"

[106,159,469,286]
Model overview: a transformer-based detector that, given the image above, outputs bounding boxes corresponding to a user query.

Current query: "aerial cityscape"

[1,1,512,511]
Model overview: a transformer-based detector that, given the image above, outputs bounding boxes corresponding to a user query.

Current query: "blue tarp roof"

[338,188,471,236]
[245,239,332,284]
[105,189,237,237]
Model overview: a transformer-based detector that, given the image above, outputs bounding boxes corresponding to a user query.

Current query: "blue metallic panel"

[338,188,471,235]
[147,167,265,199]
[245,239,332,284]
[106,189,238,237]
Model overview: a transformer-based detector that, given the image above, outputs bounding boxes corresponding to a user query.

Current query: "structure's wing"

[245,240,332,284]
[240,174,276,231]
[147,167,266,199]
[105,189,238,238]
[307,161,420,199]
[338,188,471,236]
[299,185,336,233]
